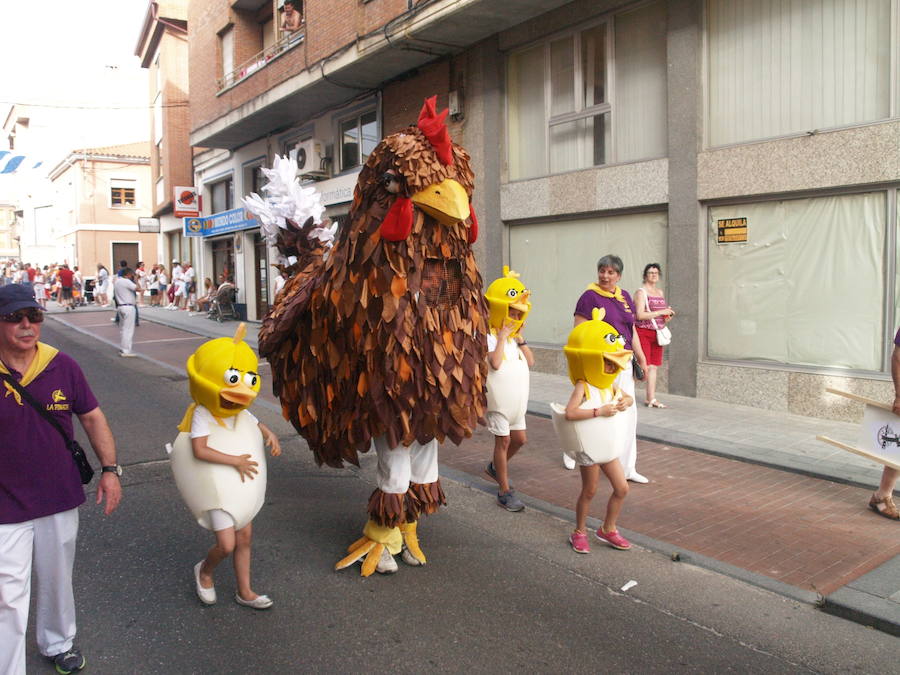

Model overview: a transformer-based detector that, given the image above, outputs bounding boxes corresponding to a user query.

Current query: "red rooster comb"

[418,96,453,166]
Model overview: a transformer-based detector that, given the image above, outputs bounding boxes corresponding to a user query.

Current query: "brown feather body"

[259,126,488,468]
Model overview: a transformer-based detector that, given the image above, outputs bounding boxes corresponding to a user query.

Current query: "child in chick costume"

[483,266,533,511]
[550,308,634,553]
[166,324,282,609]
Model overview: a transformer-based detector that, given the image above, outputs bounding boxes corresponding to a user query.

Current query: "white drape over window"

[708,0,895,147]
[614,1,669,162]
[510,212,668,344]
[507,0,667,180]
[708,193,887,370]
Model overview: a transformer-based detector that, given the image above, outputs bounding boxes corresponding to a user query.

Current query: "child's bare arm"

[614,389,634,411]
[191,435,259,481]
[564,381,617,420]
[515,336,535,367]
[259,422,282,457]
[488,323,513,370]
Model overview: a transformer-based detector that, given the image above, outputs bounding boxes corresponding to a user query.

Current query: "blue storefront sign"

[183,207,258,237]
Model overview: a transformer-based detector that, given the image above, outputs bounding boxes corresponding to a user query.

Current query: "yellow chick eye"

[224,368,241,385]
[604,334,618,345]
[506,289,518,298]
[243,373,258,387]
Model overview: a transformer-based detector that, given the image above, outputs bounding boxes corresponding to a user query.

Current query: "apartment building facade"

[46,143,159,276]
[136,0,196,269]
[187,0,900,420]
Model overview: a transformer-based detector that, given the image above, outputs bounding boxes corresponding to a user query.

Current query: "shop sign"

[174,186,200,218]
[137,217,160,233]
[183,207,258,238]
[717,217,748,244]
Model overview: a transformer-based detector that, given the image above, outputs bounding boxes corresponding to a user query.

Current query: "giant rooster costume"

[244,97,488,576]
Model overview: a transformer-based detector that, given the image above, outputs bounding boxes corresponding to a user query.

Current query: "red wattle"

[467,204,478,243]
[380,197,413,241]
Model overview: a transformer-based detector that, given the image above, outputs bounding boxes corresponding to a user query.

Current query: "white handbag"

[642,290,672,346]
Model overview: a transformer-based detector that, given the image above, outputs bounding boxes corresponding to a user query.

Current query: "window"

[339,110,377,171]
[707,0,898,147]
[509,211,668,344]
[209,177,233,213]
[220,26,234,87]
[707,192,890,371]
[507,1,667,180]
[110,179,136,208]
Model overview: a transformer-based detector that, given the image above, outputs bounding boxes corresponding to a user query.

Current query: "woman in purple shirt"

[570,255,649,483]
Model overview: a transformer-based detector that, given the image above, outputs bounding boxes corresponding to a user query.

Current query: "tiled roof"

[73,142,151,160]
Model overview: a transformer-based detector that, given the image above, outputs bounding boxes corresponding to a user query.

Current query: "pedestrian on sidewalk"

[94,263,110,307]
[634,263,675,409]
[157,264,168,307]
[57,264,75,311]
[113,269,138,357]
[572,254,649,483]
[483,267,533,512]
[869,327,900,520]
[0,284,122,675]
[556,308,634,554]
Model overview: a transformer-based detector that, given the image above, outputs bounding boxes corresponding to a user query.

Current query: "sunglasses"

[0,308,45,323]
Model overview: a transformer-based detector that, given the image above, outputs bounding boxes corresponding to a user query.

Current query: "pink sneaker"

[569,531,590,554]
[596,528,631,550]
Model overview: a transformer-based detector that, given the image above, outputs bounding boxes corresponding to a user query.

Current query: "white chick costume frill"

[551,307,633,466]
[166,324,266,531]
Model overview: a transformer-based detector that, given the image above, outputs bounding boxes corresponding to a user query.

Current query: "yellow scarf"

[586,283,630,311]
[0,342,60,406]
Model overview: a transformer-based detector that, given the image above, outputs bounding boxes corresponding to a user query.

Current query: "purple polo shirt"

[895,328,900,345]
[574,288,637,350]
[1,350,98,524]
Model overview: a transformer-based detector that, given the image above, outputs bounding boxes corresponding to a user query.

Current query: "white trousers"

[615,363,639,477]
[373,436,439,494]
[118,304,136,354]
[0,509,79,674]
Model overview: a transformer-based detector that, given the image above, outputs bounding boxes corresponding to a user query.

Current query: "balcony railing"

[217,28,305,93]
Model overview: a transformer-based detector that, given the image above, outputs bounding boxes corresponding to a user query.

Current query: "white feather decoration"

[241,149,329,251]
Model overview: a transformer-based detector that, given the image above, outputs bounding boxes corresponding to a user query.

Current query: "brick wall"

[189,0,415,136]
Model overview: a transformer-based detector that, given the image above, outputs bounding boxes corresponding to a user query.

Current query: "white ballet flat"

[193,562,216,605]
[235,593,273,609]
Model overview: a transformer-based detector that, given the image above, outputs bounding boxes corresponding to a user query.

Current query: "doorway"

[254,233,269,318]
[111,242,139,271]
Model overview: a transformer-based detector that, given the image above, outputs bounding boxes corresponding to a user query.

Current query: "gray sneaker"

[52,648,85,674]
[484,462,514,489]
[497,490,525,512]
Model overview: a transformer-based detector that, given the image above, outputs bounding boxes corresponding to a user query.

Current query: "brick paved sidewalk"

[443,419,900,596]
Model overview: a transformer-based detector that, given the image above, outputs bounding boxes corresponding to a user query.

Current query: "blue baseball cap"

[0,284,43,315]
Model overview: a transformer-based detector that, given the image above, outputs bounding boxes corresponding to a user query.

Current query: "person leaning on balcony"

[868,327,900,520]
[280,0,303,33]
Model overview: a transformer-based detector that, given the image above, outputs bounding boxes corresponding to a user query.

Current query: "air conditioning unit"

[296,138,327,177]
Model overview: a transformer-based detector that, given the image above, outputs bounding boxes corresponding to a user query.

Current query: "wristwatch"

[101,464,123,477]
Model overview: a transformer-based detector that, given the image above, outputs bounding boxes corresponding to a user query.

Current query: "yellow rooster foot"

[399,521,426,567]
[334,521,402,577]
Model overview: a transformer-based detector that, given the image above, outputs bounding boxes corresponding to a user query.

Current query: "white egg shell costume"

[550,384,628,465]
[485,340,530,421]
[167,411,266,531]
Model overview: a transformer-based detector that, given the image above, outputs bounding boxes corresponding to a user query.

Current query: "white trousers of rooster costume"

[373,436,439,493]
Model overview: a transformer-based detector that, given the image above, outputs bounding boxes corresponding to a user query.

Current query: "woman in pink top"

[634,263,674,408]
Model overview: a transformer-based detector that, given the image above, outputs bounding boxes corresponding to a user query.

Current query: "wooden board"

[824,387,893,412]
[817,435,900,471]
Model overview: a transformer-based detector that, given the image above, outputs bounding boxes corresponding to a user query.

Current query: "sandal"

[868,493,899,520]
[645,399,667,409]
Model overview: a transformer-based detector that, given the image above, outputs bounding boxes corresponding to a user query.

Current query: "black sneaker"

[53,648,85,674]
[497,490,525,512]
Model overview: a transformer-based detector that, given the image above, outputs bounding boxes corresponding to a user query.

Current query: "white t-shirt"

[486,333,524,362]
[113,276,137,304]
[190,404,259,438]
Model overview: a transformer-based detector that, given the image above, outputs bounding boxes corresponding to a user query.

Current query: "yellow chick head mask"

[186,323,261,418]
[563,308,633,390]
[484,266,532,337]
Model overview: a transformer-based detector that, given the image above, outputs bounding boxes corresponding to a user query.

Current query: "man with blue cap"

[0,284,122,674]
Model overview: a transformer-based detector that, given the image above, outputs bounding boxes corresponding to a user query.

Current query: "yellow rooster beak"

[411,178,470,226]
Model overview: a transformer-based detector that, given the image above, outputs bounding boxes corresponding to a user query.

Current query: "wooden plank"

[824,388,893,413]
[817,435,900,470]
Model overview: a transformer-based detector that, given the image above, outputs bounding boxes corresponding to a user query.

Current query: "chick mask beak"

[564,308,632,390]
[186,323,261,418]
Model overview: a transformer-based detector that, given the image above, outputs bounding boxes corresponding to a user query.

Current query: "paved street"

[18,311,899,673]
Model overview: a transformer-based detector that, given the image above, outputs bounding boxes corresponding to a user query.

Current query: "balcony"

[217,28,305,93]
